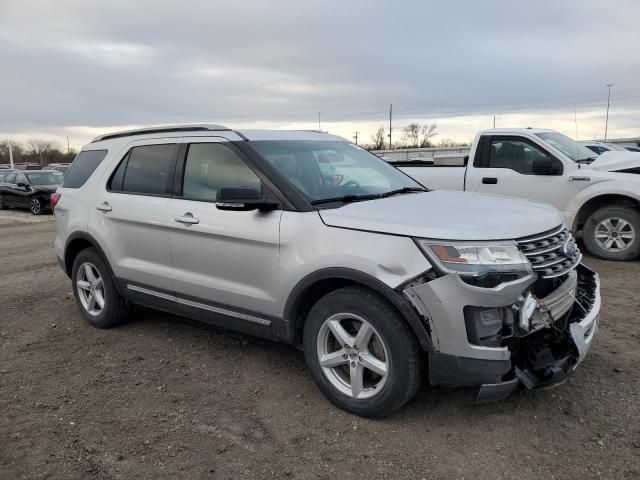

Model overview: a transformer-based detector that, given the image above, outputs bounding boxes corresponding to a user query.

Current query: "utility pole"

[353,131,359,145]
[318,112,321,131]
[493,115,496,128]
[66,136,70,153]
[388,104,393,149]
[9,142,14,169]
[604,83,613,140]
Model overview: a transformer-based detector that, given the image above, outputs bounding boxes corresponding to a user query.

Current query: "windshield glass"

[26,172,63,186]
[251,141,422,203]
[536,132,596,162]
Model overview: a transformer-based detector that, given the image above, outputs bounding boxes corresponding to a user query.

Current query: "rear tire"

[303,286,422,418]
[583,206,640,261]
[71,248,129,328]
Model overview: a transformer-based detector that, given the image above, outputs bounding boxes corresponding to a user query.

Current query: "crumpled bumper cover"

[404,264,600,403]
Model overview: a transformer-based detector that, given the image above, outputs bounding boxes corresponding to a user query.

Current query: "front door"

[167,139,282,318]
[469,135,579,213]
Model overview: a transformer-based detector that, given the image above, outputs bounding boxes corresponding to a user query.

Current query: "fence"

[372,146,470,163]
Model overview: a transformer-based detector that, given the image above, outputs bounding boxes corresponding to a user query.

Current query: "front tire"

[583,206,640,261]
[303,286,422,418]
[71,248,129,328]
[30,198,43,215]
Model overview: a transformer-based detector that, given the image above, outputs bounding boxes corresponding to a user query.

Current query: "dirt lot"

[1,211,639,480]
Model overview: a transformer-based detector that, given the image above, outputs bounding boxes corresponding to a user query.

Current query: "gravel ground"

[1,211,639,480]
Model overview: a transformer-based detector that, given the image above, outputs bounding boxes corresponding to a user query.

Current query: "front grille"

[516,225,581,279]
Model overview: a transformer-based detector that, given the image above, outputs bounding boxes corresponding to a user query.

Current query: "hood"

[589,151,640,172]
[318,191,564,241]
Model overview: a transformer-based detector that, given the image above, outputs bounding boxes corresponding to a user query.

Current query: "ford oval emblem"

[561,241,577,258]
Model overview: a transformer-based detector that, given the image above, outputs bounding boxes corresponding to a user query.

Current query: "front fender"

[565,179,640,227]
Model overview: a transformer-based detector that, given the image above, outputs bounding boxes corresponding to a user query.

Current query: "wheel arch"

[573,193,640,231]
[284,267,432,351]
[63,232,125,296]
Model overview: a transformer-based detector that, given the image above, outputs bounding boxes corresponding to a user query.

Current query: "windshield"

[251,141,422,203]
[536,132,596,162]
[26,172,63,186]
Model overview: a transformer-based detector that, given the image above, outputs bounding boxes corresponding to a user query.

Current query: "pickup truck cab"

[398,128,640,260]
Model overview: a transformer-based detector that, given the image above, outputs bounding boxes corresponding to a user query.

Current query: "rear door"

[1,173,17,205]
[90,139,179,292]
[167,138,282,318]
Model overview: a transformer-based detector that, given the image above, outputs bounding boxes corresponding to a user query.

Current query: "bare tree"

[438,137,467,147]
[402,123,421,148]
[26,138,57,164]
[370,126,387,150]
[420,124,438,147]
[0,140,24,164]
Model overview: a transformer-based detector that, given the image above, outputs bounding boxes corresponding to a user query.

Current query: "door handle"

[96,202,112,212]
[174,213,199,225]
[482,177,498,185]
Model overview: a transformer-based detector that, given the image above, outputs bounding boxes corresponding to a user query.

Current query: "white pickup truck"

[397,128,640,261]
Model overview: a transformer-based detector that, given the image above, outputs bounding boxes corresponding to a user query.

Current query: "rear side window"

[110,144,177,195]
[63,150,108,188]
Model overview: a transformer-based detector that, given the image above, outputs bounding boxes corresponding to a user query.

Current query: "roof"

[89,124,347,145]
[477,127,555,135]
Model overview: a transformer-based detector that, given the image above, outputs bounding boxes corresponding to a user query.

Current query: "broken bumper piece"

[404,264,600,403]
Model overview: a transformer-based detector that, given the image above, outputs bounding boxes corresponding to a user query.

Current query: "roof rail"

[91,124,230,142]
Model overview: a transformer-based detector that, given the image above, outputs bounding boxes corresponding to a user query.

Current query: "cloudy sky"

[1,0,639,149]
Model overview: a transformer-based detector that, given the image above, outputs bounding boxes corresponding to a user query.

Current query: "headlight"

[414,239,532,277]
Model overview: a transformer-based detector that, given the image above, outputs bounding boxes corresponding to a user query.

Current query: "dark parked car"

[0,170,63,215]
[625,146,640,152]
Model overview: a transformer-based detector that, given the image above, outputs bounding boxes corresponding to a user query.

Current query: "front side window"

[26,172,63,186]
[15,173,27,185]
[250,141,421,203]
[112,144,176,195]
[182,143,261,202]
[4,173,16,184]
[487,139,548,174]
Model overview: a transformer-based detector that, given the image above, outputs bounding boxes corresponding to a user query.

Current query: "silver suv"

[54,124,600,417]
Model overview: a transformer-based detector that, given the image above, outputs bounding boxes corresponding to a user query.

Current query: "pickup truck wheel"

[71,248,129,328]
[303,286,422,418]
[583,206,640,261]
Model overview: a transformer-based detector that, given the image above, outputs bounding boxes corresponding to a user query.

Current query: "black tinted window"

[121,144,176,195]
[63,150,108,188]
[182,143,260,202]
[488,139,547,174]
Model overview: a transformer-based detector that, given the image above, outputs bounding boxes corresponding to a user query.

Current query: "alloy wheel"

[30,198,41,215]
[595,217,636,252]
[76,262,105,316]
[316,313,389,399]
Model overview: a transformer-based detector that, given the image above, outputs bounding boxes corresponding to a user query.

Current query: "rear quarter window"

[63,150,108,188]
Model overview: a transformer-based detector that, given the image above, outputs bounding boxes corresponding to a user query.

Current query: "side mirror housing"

[17,182,28,188]
[532,157,563,175]
[216,187,277,211]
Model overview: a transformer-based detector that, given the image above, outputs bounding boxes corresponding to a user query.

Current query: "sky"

[1,0,639,150]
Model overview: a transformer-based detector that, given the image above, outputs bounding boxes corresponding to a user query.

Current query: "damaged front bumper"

[403,264,600,403]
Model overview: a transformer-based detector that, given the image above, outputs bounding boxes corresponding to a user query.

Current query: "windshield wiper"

[380,186,428,198]
[310,193,382,206]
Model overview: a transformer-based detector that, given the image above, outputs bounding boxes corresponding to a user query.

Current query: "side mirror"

[17,182,28,188]
[532,157,563,175]
[216,186,277,211]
